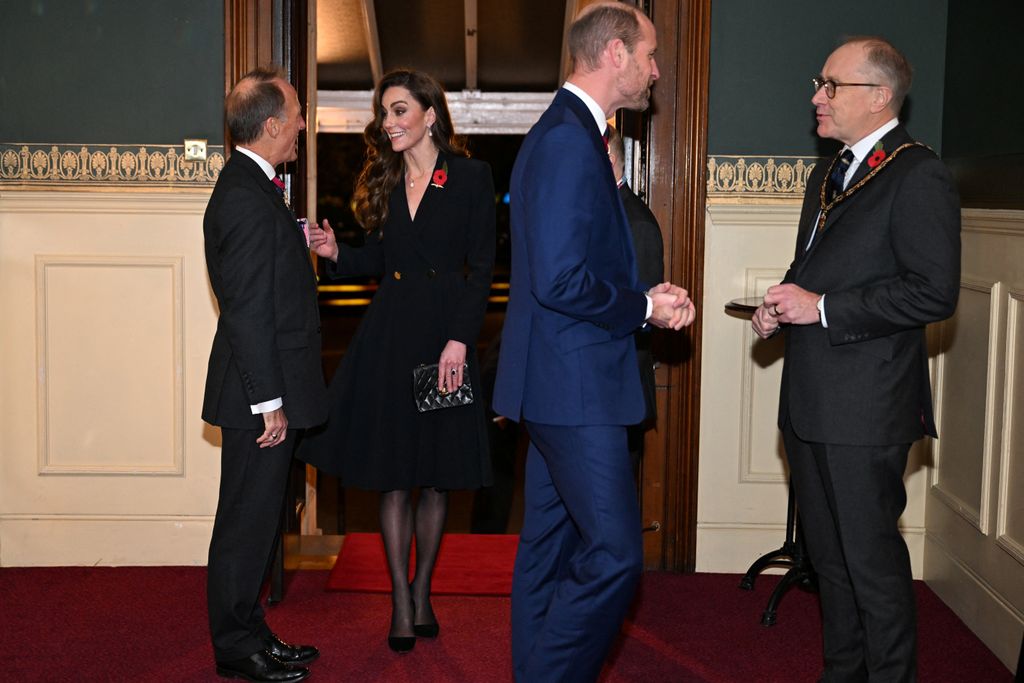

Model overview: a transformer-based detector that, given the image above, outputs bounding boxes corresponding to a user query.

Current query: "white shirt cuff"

[250,397,283,414]
[817,295,828,328]
[644,294,653,321]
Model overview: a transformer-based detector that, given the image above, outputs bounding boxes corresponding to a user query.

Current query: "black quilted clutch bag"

[412,363,474,413]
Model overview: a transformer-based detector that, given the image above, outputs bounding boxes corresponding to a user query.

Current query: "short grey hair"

[843,36,913,113]
[569,2,644,73]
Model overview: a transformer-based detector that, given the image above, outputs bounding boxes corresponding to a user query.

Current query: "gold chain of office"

[815,141,929,233]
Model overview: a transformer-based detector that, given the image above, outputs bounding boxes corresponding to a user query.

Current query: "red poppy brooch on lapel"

[430,162,449,189]
[867,141,887,168]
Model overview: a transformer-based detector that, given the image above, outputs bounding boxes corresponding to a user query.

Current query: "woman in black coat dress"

[302,69,495,653]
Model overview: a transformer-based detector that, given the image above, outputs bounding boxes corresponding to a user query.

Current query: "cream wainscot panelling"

[0,189,222,566]
[696,155,931,578]
[924,208,1024,671]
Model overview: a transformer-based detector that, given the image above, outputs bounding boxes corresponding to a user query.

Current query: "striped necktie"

[827,149,855,203]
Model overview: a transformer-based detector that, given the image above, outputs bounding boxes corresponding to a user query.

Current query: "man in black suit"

[607,125,664,468]
[203,67,328,682]
[753,37,960,681]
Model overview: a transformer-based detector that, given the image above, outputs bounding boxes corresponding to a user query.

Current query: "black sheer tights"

[379,487,448,637]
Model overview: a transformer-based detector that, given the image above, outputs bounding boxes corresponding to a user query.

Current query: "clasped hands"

[752,283,822,339]
[648,282,697,330]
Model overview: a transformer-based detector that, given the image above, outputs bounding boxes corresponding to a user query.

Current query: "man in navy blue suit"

[493,4,696,681]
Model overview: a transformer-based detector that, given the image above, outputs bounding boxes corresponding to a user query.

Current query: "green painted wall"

[0,0,224,145]
[941,1,1023,207]
[708,0,949,157]
[942,1,1023,158]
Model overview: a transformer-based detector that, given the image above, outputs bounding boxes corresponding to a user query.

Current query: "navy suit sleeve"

[210,185,285,403]
[521,124,647,337]
[825,156,961,344]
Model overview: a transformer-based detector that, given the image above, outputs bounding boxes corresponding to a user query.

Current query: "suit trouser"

[207,427,293,661]
[512,422,643,683]
[782,421,916,683]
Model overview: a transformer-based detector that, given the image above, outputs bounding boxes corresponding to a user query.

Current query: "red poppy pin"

[867,142,886,168]
[430,162,449,189]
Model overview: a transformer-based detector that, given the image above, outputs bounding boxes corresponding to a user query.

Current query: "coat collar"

[228,150,281,200]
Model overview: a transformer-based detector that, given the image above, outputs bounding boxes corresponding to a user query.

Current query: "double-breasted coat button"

[427,268,437,279]
[394,271,402,280]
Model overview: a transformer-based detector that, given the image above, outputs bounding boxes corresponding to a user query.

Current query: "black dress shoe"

[266,633,320,665]
[215,650,309,681]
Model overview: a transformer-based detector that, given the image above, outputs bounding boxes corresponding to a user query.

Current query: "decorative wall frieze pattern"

[707,154,819,199]
[0,143,225,188]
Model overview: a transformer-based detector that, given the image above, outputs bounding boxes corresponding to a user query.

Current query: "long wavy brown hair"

[353,69,468,232]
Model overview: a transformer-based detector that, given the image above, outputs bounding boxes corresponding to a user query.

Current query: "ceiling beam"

[318,90,556,135]
[358,0,383,84]
[464,0,479,90]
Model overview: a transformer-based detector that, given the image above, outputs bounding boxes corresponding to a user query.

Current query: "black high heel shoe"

[387,634,416,653]
[388,600,416,653]
[411,597,440,639]
[413,622,440,639]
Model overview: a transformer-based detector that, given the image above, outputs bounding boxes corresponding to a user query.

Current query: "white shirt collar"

[845,117,900,164]
[561,81,608,136]
[235,146,277,181]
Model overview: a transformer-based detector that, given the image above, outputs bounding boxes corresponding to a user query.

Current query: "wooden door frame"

[224,0,321,535]
[638,0,710,572]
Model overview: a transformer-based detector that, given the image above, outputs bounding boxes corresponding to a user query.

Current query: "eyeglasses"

[812,76,880,99]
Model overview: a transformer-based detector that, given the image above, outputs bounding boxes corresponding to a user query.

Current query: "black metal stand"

[739,483,816,625]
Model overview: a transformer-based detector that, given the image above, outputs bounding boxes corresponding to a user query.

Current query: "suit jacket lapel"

[410,152,445,237]
[804,125,914,259]
[847,125,913,189]
[231,152,315,270]
[558,89,638,285]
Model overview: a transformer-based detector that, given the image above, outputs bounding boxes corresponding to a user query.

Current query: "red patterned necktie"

[272,177,286,196]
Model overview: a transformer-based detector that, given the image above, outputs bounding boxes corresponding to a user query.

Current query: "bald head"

[226,67,288,145]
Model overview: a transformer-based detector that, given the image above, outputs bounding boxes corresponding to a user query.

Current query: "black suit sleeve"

[325,230,385,280]
[824,155,961,345]
[448,162,497,345]
[211,186,285,403]
[632,214,664,291]
[620,186,664,291]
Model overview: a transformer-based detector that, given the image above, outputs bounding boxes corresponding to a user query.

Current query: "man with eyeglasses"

[752,37,960,682]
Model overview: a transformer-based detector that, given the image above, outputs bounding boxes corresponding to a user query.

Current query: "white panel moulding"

[317,90,556,136]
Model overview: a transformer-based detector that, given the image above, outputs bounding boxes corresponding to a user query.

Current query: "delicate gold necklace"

[406,167,431,188]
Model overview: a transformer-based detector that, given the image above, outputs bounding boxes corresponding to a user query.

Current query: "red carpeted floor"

[0,567,1012,682]
[327,533,518,595]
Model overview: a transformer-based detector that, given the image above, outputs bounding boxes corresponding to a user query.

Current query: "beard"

[617,64,653,112]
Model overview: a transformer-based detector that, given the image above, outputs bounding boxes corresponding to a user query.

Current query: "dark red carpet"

[327,532,518,595]
[0,567,1012,682]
